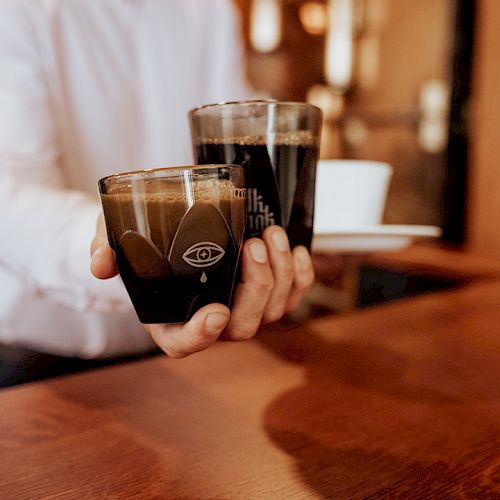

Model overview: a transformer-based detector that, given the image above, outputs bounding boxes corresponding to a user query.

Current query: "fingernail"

[271,230,290,252]
[249,241,267,263]
[295,246,311,270]
[205,312,229,335]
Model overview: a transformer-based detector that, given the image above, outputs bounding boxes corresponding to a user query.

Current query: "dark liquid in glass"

[101,186,245,323]
[195,140,318,249]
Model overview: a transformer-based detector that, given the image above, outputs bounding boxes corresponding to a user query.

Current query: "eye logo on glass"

[182,242,226,268]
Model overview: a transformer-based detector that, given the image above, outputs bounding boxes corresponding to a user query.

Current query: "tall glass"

[189,100,322,249]
[99,165,246,324]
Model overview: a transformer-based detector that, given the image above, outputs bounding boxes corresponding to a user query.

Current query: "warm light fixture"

[356,35,380,90]
[250,0,282,53]
[324,0,354,91]
[299,2,329,36]
[418,79,450,153]
[306,84,345,120]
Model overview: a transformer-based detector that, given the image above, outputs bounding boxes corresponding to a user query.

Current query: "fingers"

[260,226,294,323]
[224,225,315,340]
[145,304,230,358]
[286,245,316,312]
[90,213,118,279]
[90,215,314,357]
[225,238,274,341]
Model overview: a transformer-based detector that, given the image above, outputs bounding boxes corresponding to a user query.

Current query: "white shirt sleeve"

[202,0,256,101]
[0,5,131,315]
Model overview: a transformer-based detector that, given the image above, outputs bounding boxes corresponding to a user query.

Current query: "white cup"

[313,159,393,232]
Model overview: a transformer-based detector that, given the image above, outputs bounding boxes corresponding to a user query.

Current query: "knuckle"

[275,257,294,275]
[231,326,257,341]
[294,281,311,298]
[252,275,274,295]
[236,329,257,341]
[163,347,187,359]
[263,307,285,324]
[296,269,316,289]
[227,320,259,340]
[287,284,309,309]
[189,333,215,352]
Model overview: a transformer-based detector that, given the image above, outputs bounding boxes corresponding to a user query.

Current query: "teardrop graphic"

[167,202,241,312]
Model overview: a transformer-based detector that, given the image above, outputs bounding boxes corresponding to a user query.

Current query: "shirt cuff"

[66,201,133,313]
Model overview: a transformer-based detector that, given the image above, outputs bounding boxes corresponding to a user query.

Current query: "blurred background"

[233,0,500,259]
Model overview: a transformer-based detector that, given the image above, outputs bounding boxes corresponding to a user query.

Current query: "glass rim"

[99,164,243,185]
[189,99,322,117]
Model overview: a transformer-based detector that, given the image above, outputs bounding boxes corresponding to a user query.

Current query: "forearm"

[0,176,131,313]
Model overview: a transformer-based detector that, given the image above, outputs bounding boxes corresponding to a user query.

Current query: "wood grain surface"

[1,247,500,499]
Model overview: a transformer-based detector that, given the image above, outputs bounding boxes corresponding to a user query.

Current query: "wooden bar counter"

[1,247,500,498]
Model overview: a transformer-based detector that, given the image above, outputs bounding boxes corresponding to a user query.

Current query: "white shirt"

[0,0,251,358]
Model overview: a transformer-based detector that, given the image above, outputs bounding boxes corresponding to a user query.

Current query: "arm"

[0,6,131,314]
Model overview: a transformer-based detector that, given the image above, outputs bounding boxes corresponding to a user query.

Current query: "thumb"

[90,213,118,279]
[145,304,231,358]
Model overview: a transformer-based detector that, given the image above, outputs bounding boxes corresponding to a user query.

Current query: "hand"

[91,214,315,358]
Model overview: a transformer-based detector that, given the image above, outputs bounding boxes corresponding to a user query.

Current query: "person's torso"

[0,0,249,357]
[34,0,242,195]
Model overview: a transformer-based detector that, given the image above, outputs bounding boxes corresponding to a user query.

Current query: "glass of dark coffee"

[189,100,322,249]
[98,165,246,324]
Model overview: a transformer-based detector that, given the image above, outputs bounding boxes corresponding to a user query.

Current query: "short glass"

[99,165,246,324]
[189,100,322,249]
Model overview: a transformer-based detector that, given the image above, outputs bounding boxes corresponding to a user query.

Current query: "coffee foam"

[104,179,245,202]
[197,130,317,147]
